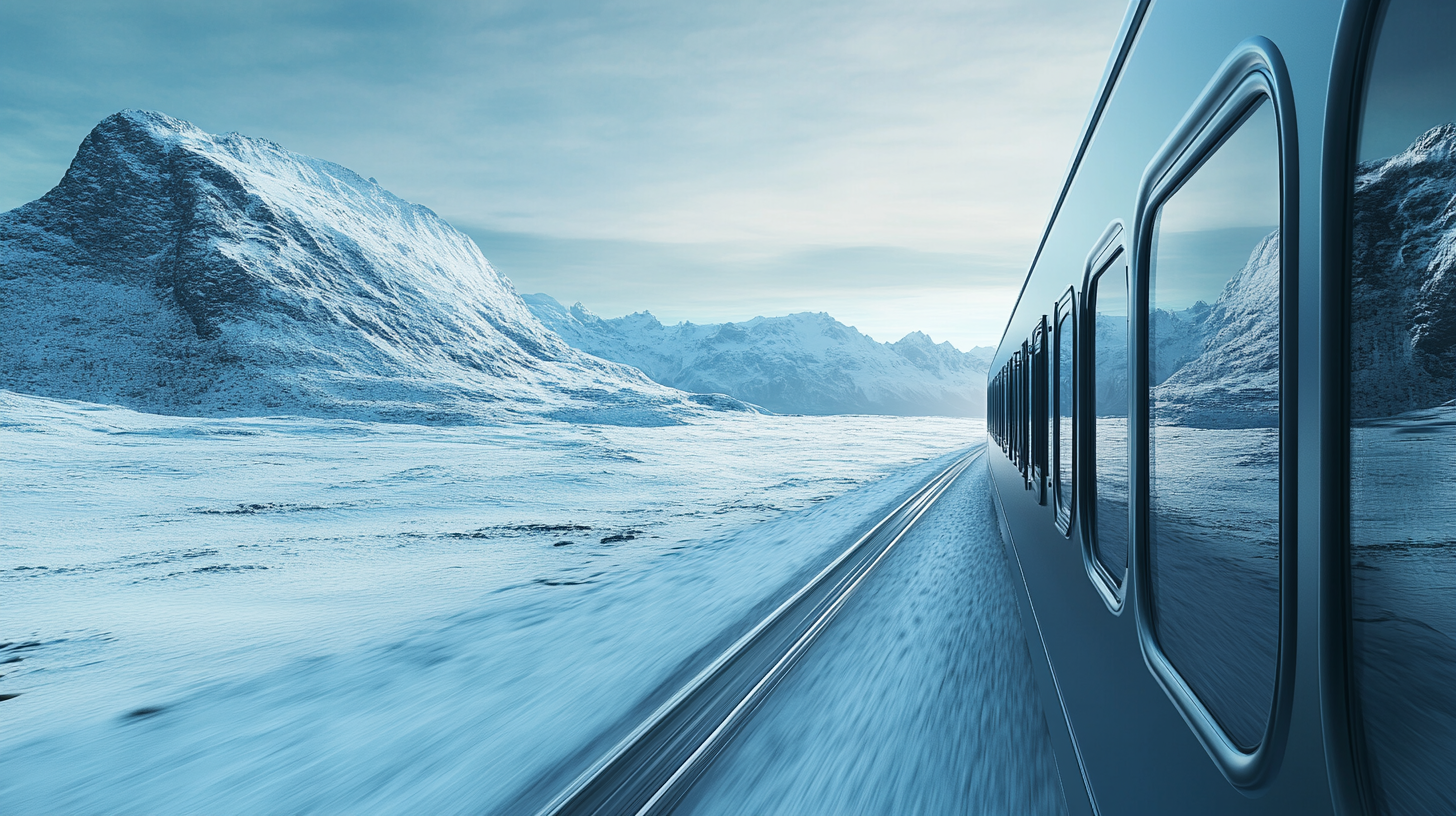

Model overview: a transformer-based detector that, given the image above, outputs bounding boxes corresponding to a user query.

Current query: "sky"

[1359,0,1456,162]
[1153,101,1281,311]
[0,0,1129,351]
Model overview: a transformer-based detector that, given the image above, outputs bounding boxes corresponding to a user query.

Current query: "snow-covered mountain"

[524,294,992,416]
[0,110,740,425]
[1091,311,1130,416]
[1150,230,1281,428]
[1351,123,1456,419]
[1155,124,1456,423]
[1130,125,1456,426]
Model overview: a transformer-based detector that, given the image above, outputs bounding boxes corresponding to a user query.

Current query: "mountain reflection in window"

[1349,1,1456,813]
[1056,304,1074,524]
[1091,257,1128,582]
[1147,98,1281,752]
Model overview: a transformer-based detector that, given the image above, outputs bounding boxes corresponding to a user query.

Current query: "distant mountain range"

[0,110,746,426]
[0,109,998,424]
[524,295,993,416]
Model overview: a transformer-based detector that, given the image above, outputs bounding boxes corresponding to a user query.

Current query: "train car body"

[988,1,1456,813]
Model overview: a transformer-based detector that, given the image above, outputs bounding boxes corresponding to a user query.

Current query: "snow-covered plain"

[0,389,983,813]
[1350,409,1456,815]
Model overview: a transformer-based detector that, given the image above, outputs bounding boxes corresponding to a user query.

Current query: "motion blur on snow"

[0,393,1035,813]
[0,111,1067,814]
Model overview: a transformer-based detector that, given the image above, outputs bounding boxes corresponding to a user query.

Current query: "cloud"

[467,228,1023,350]
[0,0,1126,349]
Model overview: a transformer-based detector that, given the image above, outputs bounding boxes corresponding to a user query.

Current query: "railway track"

[534,447,982,816]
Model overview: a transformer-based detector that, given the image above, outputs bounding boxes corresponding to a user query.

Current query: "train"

[986,0,1455,814]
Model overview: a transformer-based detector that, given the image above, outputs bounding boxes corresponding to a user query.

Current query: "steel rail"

[535,446,982,816]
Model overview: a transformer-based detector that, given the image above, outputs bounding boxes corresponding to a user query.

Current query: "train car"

[986,1,1456,813]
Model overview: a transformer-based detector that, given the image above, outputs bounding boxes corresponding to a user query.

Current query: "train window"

[991,370,1000,450]
[1349,1,1456,812]
[999,370,1008,453]
[1087,242,1129,588]
[1000,367,1009,454]
[1002,369,1009,453]
[1030,319,1048,503]
[1054,290,1075,533]
[1022,342,1033,479]
[1013,350,1025,471]
[995,369,1002,451]
[1147,97,1282,752]
[1045,319,1057,508]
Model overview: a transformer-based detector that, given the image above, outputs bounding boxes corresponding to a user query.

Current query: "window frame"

[1029,318,1048,504]
[1053,288,1077,535]
[1328,1,1456,812]
[1012,349,1025,473]
[1129,37,1299,791]
[1022,341,1033,482]
[1000,369,1008,453]
[1079,222,1129,610]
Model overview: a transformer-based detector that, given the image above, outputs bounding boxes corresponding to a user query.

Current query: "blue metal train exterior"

[987,1,1456,814]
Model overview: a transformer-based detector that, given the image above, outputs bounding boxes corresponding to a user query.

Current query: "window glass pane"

[1031,326,1047,494]
[1014,353,1023,468]
[1025,342,1033,478]
[1092,261,1129,580]
[1057,307,1074,519]
[1045,323,1055,493]
[1350,1,1456,812]
[1148,98,1281,751]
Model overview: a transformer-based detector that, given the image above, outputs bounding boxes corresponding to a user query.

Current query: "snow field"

[0,390,981,814]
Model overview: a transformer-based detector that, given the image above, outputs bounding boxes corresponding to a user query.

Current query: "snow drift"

[524,294,993,417]
[0,110,740,425]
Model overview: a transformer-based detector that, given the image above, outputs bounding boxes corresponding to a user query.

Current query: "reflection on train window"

[1054,292,1075,531]
[1021,342,1032,478]
[1030,321,1048,502]
[1148,97,1281,752]
[1349,0,1456,811]
[1090,255,1128,581]
[1013,350,1025,470]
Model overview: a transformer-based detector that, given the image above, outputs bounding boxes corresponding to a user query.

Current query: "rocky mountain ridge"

[0,110,736,425]
[1351,122,1456,419]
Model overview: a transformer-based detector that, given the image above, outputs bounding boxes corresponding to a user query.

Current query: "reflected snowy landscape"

[1351,411,1456,813]
[1347,116,1456,815]
[1146,424,1279,748]
[0,389,985,812]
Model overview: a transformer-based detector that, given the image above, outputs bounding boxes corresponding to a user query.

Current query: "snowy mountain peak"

[896,331,937,346]
[0,111,739,425]
[103,108,206,141]
[1398,122,1456,163]
[1359,123,1456,193]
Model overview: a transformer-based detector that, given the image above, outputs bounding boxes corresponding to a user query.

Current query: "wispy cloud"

[0,0,1127,348]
